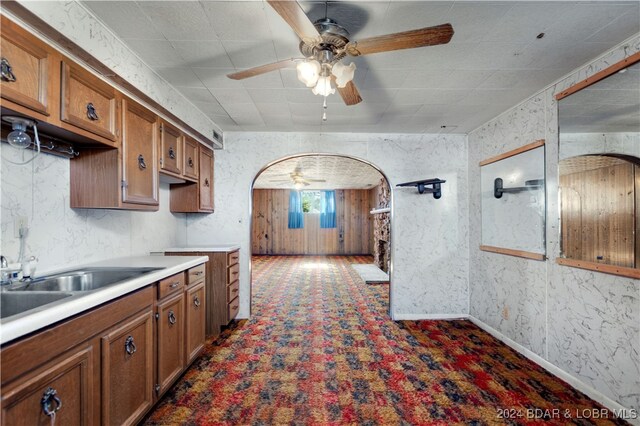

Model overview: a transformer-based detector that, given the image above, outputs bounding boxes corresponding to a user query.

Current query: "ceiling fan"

[269,171,327,189]
[227,0,454,107]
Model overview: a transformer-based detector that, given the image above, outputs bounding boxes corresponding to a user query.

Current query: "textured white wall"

[0,145,186,274]
[468,35,640,412]
[183,132,470,320]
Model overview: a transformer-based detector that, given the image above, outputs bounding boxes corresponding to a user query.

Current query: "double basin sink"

[1,267,162,320]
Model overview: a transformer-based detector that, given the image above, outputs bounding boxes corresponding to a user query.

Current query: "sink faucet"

[1,255,10,285]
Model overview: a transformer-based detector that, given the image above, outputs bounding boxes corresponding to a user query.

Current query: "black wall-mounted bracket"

[396,178,446,199]
[494,178,544,198]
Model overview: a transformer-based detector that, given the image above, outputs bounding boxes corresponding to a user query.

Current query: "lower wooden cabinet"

[1,344,93,425]
[157,292,185,395]
[101,310,154,426]
[186,282,206,365]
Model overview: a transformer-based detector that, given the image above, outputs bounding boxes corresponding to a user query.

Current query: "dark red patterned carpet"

[144,256,627,425]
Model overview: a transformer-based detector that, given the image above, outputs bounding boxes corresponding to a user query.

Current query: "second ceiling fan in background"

[227,0,454,108]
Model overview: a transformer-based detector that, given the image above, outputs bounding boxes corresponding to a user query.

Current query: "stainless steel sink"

[1,292,73,319]
[10,267,162,292]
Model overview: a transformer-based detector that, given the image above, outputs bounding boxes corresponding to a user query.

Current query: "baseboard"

[393,313,470,320]
[467,316,637,425]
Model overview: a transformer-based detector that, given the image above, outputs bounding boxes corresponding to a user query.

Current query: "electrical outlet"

[14,216,28,238]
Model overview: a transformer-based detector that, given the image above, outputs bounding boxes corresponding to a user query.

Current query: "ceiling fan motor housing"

[299,18,350,63]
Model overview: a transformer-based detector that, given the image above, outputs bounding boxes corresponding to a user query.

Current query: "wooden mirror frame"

[555,51,640,279]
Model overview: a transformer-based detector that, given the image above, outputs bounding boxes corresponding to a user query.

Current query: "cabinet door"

[185,283,206,365]
[1,345,93,426]
[101,310,154,426]
[183,136,199,180]
[159,121,182,176]
[199,146,214,211]
[0,17,52,117]
[60,61,118,143]
[157,292,185,395]
[122,98,159,205]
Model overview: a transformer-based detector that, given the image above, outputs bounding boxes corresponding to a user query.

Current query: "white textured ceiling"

[254,155,384,189]
[81,1,640,133]
[559,61,639,133]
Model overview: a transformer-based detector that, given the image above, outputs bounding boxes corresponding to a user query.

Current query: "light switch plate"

[14,216,28,238]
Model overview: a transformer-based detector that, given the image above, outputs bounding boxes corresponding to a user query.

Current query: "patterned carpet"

[144,256,628,425]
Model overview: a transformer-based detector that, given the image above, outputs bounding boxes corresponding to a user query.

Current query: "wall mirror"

[557,52,640,278]
[480,141,546,260]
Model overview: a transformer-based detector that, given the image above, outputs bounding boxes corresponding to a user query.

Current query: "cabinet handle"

[169,281,180,288]
[86,103,99,121]
[1,58,16,82]
[41,387,62,417]
[168,146,176,159]
[194,271,204,276]
[188,157,194,168]
[232,288,238,294]
[138,154,147,170]
[168,310,177,325]
[193,296,201,307]
[124,335,137,355]
[203,178,210,187]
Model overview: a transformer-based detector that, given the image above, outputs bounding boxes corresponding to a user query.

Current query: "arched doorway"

[248,153,394,317]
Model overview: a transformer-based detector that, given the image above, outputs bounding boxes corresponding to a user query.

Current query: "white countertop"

[162,244,240,253]
[0,255,208,345]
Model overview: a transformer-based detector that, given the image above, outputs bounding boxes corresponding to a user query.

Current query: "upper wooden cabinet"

[183,136,199,180]
[159,121,183,177]
[169,145,214,213]
[60,60,119,147]
[199,146,214,211]
[122,99,159,206]
[0,17,55,120]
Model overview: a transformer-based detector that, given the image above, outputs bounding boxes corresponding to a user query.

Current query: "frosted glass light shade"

[296,60,321,88]
[312,76,335,96]
[331,62,356,88]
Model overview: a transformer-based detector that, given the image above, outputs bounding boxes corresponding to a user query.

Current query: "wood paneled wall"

[251,189,372,255]
[560,163,636,267]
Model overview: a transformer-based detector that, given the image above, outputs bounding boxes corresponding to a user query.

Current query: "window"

[301,191,321,213]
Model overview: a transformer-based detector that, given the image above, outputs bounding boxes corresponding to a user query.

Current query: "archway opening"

[249,153,393,317]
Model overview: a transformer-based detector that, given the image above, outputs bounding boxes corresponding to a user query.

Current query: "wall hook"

[396,178,446,199]
[494,178,544,198]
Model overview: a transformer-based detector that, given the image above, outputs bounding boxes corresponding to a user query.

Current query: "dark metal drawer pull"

[188,157,194,168]
[86,103,99,121]
[169,281,180,288]
[124,335,137,355]
[138,154,147,170]
[168,310,177,325]
[193,271,204,276]
[41,387,62,417]
[168,146,176,159]
[1,58,16,82]
[194,296,201,307]
[203,178,210,187]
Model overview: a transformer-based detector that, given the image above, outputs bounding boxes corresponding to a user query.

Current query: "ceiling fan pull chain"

[322,96,328,121]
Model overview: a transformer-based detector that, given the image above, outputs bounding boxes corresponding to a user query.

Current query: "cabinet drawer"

[227,263,239,284]
[158,273,184,299]
[183,136,199,180]
[227,280,239,303]
[187,263,205,286]
[227,250,239,266]
[227,297,239,322]
[60,61,118,143]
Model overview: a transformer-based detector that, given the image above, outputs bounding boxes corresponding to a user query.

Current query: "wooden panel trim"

[557,257,640,279]
[479,140,545,166]
[555,51,640,100]
[2,2,218,147]
[480,245,546,261]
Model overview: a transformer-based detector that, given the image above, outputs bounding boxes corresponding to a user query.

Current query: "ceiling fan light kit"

[228,0,454,120]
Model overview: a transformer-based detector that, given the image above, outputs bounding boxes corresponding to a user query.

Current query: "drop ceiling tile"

[393,89,467,104]
[177,87,219,104]
[171,40,233,68]
[136,1,217,41]
[192,101,228,117]
[478,70,563,90]
[280,69,304,89]
[124,39,185,67]
[457,42,532,70]
[240,72,284,89]
[155,67,204,88]
[222,41,278,70]
[384,104,422,116]
[522,41,615,71]
[457,89,534,106]
[481,3,572,43]
[81,1,163,40]
[414,104,448,117]
[543,3,636,43]
[273,39,304,62]
[402,69,494,89]
[586,5,640,43]
[254,102,290,116]
[381,2,452,35]
[202,1,272,40]
[286,89,323,104]
[248,88,289,104]
[193,68,239,89]
[361,68,410,89]
[223,103,264,125]
[357,89,397,104]
[209,88,253,104]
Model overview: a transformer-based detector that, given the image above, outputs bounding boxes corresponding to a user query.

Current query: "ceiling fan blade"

[346,23,454,56]
[267,0,320,43]
[337,80,363,106]
[227,59,297,80]
[308,179,327,182]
